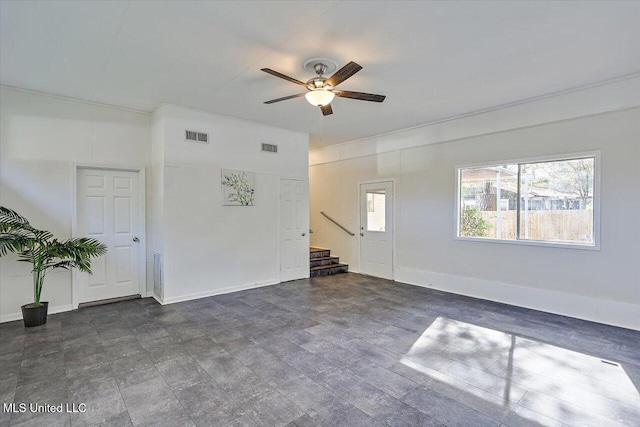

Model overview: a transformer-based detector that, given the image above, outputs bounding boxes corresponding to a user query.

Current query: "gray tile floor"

[1,273,639,427]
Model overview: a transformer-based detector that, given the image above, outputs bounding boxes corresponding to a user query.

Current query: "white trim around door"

[71,164,147,309]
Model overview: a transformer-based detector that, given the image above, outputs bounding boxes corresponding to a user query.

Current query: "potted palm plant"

[0,207,107,327]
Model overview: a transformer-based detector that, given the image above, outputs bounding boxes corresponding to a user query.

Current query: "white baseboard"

[395,267,640,331]
[0,304,74,323]
[4,273,636,331]
[154,279,280,305]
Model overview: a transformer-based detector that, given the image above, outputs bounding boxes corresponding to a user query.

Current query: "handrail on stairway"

[320,211,355,236]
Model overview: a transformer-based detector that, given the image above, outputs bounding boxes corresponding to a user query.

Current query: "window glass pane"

[519,158,595,244]
[366,190,386,231]
[459,165,518,239]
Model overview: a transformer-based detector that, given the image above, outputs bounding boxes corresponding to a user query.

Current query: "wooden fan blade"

[326,61,362,88]
[261,68,307,86]
[335,90,386,102]
[320,104,333,116]
[264,93,306,104]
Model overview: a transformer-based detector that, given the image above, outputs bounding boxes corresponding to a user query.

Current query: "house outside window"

[456,152,600,249]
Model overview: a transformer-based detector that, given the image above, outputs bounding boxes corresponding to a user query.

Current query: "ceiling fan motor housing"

[306,63,334,91]
[306,76,331,91]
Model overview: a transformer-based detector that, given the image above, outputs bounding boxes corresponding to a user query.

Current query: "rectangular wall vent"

[261,143,278,153]
[185,130,209,144]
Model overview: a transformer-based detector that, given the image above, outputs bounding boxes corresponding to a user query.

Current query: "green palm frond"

[45,238,107,274]
[0,206,108,305]
[0,238,27,256]
[0,207,30,225]
[31,228,53,241]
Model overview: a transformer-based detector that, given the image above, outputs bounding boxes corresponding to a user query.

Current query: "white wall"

[0,87,152,321]
[153,105,308,303]
[310,105,640,330]
[0,90,308,321]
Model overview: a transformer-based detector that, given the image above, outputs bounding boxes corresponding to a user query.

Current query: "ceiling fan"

[261,60,386,116]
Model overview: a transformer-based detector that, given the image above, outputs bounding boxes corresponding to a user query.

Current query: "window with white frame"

[456,153,598,247]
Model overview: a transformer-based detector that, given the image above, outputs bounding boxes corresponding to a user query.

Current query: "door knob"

[360,233,364,236]
[133,237,139,242]
[302,233,306,236]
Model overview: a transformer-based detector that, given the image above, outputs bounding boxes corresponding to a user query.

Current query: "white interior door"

[360,181,394,280]
[280,178,309,282]
[77,168,142,303]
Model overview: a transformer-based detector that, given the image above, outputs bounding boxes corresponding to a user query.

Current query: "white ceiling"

[1,1,639,150]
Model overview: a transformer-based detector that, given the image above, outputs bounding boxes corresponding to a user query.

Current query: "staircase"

[310,247,349,277]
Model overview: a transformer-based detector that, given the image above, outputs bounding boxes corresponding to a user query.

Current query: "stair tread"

[310,247,329,252]
[310,256,339,261]
[310,263,348,271]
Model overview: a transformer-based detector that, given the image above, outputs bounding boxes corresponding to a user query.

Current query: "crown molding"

[309,73,640,166]
[0,85,151,115]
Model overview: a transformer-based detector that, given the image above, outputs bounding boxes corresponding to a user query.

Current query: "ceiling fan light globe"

[305,90,335,107]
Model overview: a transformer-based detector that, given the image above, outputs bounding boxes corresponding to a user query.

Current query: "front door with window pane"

[360,181,393,279]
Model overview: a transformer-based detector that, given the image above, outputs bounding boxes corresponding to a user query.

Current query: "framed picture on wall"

[221,169,255,206]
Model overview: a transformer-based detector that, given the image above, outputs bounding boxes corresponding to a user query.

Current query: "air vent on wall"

[185,130,209,144]
[261,143,278,153]
[153,252,163,300]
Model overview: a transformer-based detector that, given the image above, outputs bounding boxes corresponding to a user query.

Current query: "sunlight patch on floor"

[399,317,640,426]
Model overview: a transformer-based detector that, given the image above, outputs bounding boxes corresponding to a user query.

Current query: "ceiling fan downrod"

[314,63,328,76]
[307,64,331,91]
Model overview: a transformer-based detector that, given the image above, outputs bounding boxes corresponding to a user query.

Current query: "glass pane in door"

[366,190,386,231]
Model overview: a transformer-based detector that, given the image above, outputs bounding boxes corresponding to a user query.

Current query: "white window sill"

[454,236,600,251]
